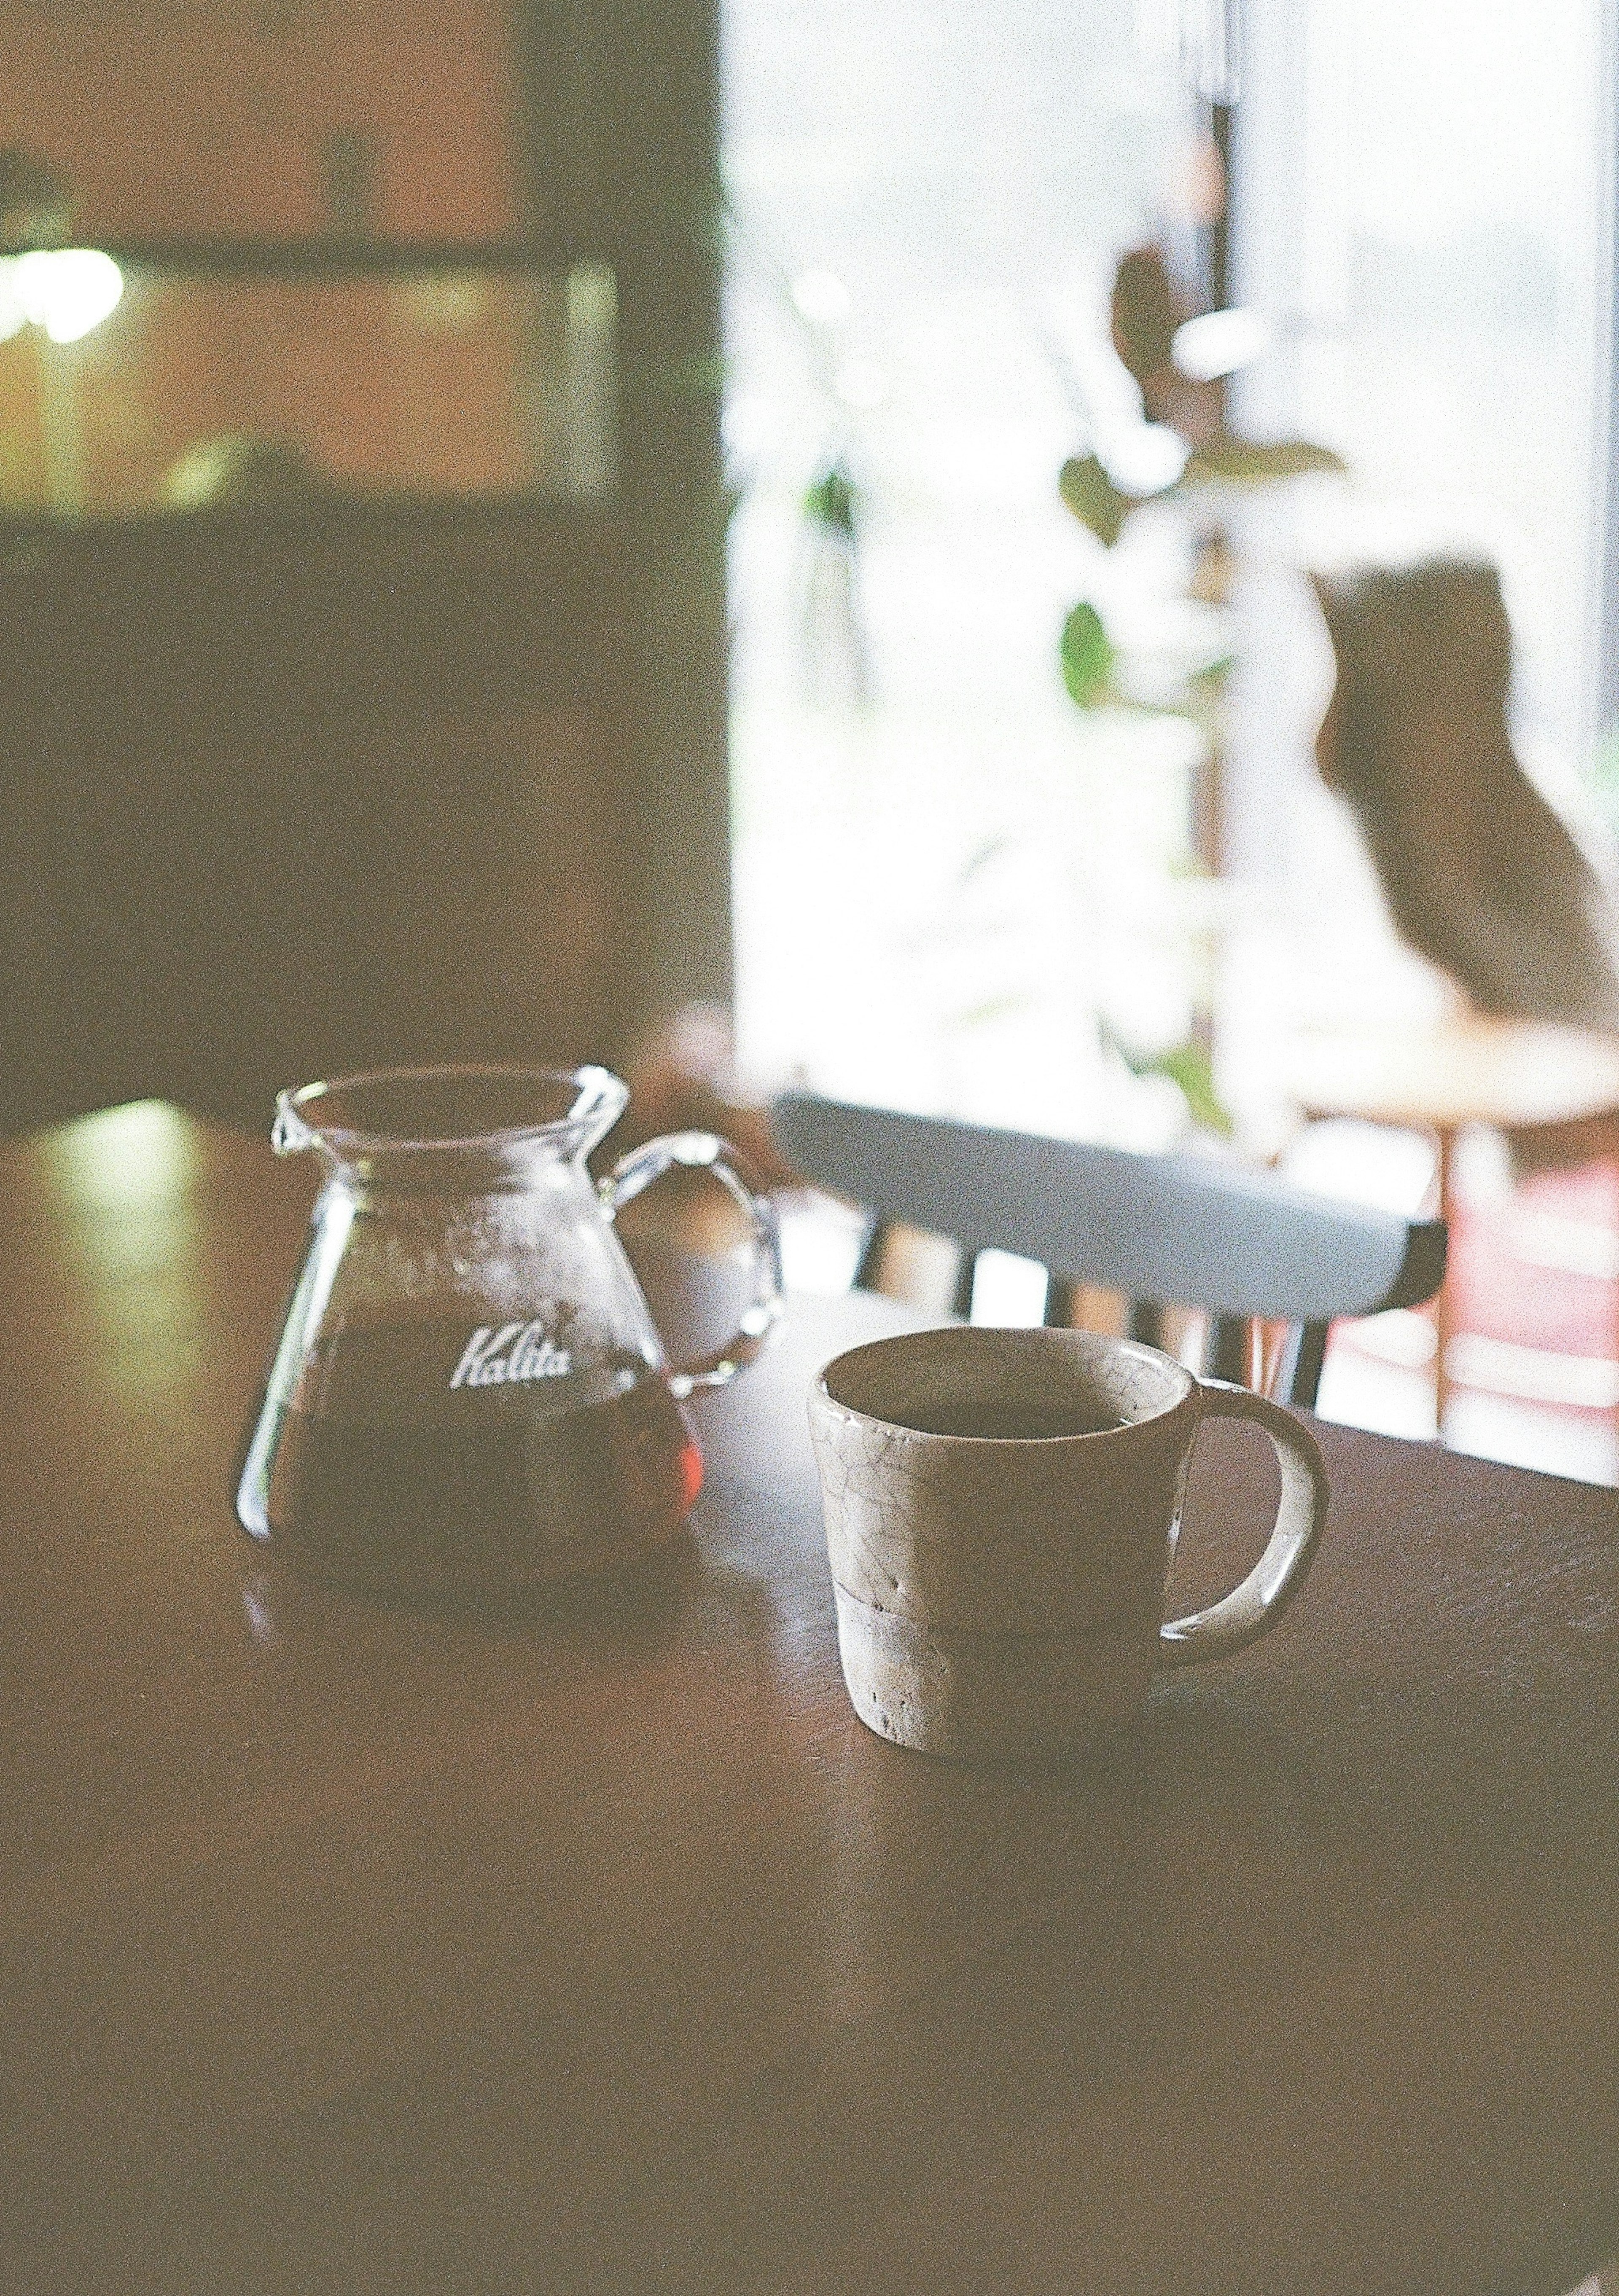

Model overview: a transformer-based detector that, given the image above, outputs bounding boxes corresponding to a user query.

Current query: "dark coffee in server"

[254,1321,702,1590]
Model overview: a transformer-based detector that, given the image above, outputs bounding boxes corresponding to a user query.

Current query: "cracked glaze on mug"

[809,1326,1202,1757]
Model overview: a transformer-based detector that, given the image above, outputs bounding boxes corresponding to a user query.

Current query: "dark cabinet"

[0,505,638,1131]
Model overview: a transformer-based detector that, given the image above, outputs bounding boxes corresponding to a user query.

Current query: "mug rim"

[815,1323,1197,1443]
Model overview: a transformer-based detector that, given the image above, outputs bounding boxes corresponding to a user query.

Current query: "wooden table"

[5,1101,1619,2296]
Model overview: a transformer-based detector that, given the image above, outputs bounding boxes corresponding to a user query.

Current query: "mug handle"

[601,1130,784,1397]
[1157,1379,1329,1668]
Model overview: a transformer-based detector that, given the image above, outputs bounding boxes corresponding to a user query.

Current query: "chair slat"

[1283,1321,1331,1410]
[950,1249,979,1321]
[853,1217,890,1293]
[1208,1315,1250,1385]
[774,1093,1445,1325]
[1043,1275,1078,1329]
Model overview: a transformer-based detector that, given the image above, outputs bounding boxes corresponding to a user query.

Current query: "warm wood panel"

[0,0,517,240]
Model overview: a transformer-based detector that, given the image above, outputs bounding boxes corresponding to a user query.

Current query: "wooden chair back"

[771,1092,1447,1407]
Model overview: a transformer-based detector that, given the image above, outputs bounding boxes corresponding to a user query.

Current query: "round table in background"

[1286,1015,1619,1429]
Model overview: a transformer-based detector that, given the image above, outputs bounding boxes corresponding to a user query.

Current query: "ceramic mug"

[809,1324,1329,1761]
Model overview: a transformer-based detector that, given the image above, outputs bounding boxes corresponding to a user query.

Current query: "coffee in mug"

[809,1325,1328,1761]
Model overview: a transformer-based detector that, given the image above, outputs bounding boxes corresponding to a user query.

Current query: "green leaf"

[1100,1018,1234,1138]
[1060,599,1116,709]
[803,462,858,535]
[1058,454,1130,548]
[1150,1042,1234,1137]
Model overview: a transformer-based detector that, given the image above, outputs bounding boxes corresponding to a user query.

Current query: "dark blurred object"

[164,432,324,508]
[0,147,67,247]
[1311,555,1619,1034]
[0,508,635,1136]
[1110,241,1222,447]
[1110,244,1185,385]
[320,127,377,236]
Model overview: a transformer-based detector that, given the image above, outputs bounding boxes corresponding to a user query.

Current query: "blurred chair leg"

[1208,1314,1250,1386]
[1044,1274,1078,1329]
[951,1248,978,1321]
[1282,1320,1331,1410]
[854,1218,891,1293]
